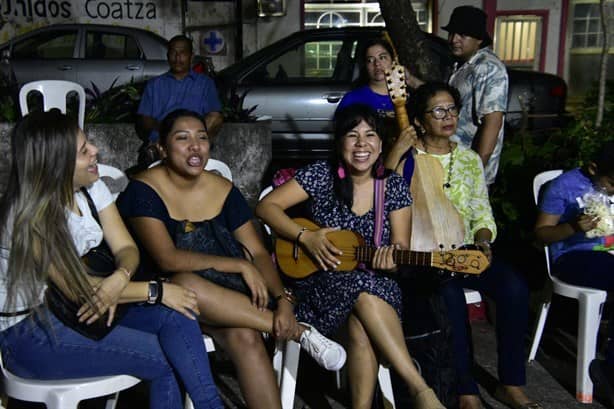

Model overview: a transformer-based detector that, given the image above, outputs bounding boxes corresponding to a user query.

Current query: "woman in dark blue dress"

[257,104,444,409]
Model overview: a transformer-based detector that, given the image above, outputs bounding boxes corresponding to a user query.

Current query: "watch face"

[148,281,159,304]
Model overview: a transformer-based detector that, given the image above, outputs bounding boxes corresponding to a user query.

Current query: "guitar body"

[275,219,488,279]
[410,154,466,251]
[275,218,364,279]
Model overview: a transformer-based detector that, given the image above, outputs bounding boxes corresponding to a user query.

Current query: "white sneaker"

[299,323,347,371]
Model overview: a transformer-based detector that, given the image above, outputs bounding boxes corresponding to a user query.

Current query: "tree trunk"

[596,0,609,127]
[378,0,440,81]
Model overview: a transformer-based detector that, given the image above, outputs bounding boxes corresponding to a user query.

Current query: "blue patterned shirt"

[449,47,508,185]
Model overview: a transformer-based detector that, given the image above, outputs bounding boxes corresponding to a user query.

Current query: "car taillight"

[550,85,566,97]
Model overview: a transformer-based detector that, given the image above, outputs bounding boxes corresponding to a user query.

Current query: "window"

[571,1,614,50]
[304,1,429,31]
[244,39,356,83]
[12,30,77,59]
[494,15,542,70]
[86,32,141,59]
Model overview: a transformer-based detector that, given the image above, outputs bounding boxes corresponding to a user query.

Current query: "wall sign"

[202,30,225,55]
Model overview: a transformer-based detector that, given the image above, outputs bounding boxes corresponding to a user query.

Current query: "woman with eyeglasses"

[388,82,537,409]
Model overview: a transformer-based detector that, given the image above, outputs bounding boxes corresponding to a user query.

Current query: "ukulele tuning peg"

[451,244,456,250]
[387,80,392,84]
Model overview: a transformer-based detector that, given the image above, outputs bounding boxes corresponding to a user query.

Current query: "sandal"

[493,386,544,409]
[414,388,446,409]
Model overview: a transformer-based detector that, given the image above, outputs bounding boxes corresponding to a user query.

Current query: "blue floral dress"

[293,161,412,336]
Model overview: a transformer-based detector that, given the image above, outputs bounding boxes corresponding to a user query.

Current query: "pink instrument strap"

[373,177,386,247]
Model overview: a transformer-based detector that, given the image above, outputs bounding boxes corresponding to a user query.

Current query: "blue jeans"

[440,259,529,395]
[0,304,222,409]
[554,250,614,367]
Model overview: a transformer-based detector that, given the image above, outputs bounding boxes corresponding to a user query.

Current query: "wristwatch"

[147,280,159,304]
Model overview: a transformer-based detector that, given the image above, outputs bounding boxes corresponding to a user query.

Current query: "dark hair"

[168,34,193,54]
[331,104,389,208]
[355,38,395,86]
[158,109,207,147]
[593,141,614,176]
[408,82,462,138]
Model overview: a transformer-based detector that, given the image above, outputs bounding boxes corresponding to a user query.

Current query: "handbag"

[46,188,124,340]
[174,219,252,296]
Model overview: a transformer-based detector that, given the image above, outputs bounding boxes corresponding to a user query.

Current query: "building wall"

[494,0,563,75]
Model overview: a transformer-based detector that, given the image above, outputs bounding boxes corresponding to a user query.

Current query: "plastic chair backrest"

[97,164,128,200]
[19,80,86,129]
[204,159,232,181]
[533,170,563,278]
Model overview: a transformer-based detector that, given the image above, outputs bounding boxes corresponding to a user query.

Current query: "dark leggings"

[553,250,614,366]
[440,259,529,395]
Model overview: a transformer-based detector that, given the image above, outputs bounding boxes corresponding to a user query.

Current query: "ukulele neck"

[356,247,432,267]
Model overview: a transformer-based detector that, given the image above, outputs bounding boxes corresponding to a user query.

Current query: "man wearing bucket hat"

[443,9,539,409]
[442,6,508,187]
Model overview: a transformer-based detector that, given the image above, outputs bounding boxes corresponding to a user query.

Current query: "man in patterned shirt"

[443,6,509,186]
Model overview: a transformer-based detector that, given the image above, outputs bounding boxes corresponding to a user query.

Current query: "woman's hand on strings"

[299,228,343,271]
[371,244,398,271]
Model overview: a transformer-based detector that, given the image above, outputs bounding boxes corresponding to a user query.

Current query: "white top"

[0,180,114,331]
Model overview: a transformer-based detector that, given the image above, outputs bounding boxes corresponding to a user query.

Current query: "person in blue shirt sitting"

[138,35,223,144]
[535,141,614,404]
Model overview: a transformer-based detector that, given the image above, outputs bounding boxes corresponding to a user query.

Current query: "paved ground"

[5,298,612,409]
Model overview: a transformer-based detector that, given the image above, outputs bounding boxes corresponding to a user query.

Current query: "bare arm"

[475,111,503,167]
[205,111,224,138]
[534,211,597,246]
[384,126,417,171]
[233,219,298,338]
[140,115,160,136]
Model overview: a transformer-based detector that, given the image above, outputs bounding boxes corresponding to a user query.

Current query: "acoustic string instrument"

[385,61,467,252]
[275,219,488,279]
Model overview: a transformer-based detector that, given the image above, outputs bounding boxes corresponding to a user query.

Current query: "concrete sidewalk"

[6,319,612,408]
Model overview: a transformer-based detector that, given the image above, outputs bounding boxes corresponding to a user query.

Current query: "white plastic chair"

[528,169,608,403]
[19,80,86,129]
[272,337,396,409]
[205,158,232,181]
[0,351,140,409]
[97,163,128,201]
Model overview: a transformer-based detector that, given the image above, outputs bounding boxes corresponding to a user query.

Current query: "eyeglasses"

[425,106,459,119]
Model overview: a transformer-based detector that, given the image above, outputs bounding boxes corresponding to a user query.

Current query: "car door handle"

[323,92,345,103]
[125,65,142,71]
[58,65,73,71]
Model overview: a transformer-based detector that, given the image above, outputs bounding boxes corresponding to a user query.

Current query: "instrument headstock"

[430,248,489,275]
[385,61,408,108]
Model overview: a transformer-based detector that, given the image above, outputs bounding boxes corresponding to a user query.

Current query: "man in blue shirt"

[138,35,223,143]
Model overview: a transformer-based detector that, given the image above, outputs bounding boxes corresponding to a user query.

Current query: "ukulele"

[275,218,488,279]
[385,61,467,252]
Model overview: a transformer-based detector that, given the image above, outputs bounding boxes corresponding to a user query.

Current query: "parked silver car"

[0,24,168,92]
[217,28,569,161]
